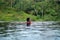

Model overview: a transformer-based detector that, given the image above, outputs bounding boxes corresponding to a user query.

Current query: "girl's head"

[27,18,30,21]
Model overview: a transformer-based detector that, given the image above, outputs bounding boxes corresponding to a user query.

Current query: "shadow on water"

[0,22,9,37]
[0,21,60,40]
[0,22,16,37]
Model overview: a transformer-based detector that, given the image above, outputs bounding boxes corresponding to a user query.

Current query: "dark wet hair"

[27,18,30,21]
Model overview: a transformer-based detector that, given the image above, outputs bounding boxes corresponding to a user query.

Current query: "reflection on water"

[0,21,60,40]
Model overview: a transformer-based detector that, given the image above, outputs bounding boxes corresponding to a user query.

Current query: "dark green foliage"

[0,0,60,21]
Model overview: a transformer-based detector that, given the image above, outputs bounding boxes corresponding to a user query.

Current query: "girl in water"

[26,18,31,26]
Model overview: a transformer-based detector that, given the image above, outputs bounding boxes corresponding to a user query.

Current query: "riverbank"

[0,9,41,21]
[0,8,60,21]
[0,11,40,21]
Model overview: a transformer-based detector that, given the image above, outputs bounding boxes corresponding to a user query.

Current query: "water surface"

[0,21,60,40]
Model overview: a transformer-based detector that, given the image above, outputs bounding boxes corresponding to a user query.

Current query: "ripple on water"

[0,22,60,40]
